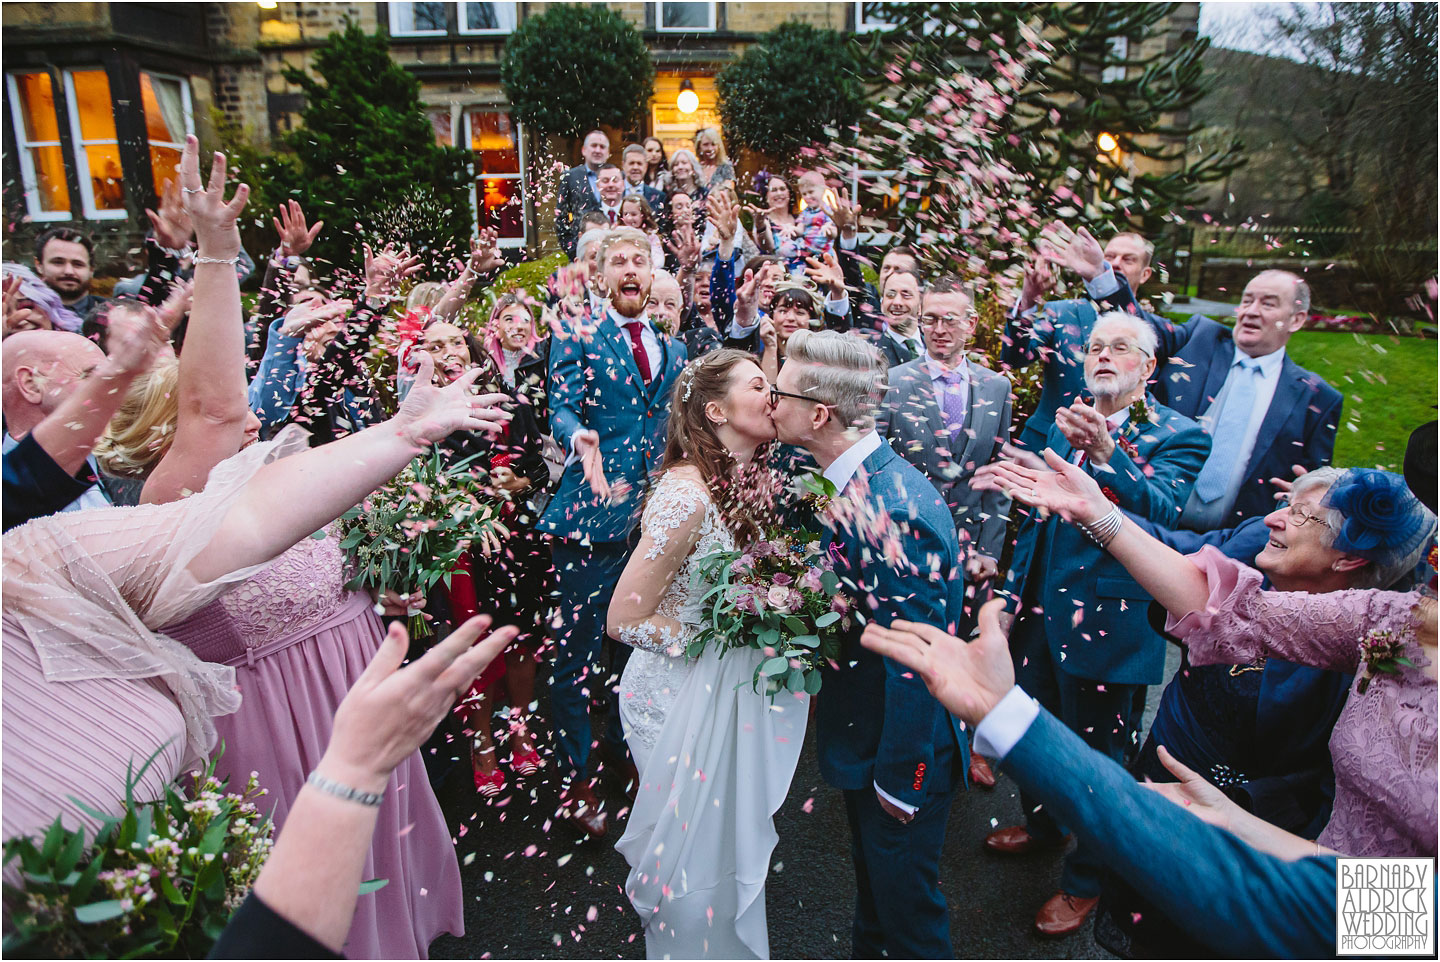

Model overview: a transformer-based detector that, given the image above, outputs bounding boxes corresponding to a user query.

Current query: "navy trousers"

[1011,611,1145,899]
[547,538,632,781]
[842,784,956,959]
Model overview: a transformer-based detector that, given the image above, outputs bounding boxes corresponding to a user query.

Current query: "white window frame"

[464,107,528,249]
[5,71,71,221]
[61,67,127,221]
[389,1,449,37]
[854,1,897,33]
[657,1,716,33]
[1101,36,1130,83]
[458,1,516,35]
[139,70,195,192]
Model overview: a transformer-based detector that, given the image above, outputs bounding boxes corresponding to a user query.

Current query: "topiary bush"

[500,5,655,139]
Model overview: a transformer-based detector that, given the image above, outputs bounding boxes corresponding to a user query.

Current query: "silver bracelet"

[306,771,384,807]
[1077,505,1124,548]
[194,254,240,266]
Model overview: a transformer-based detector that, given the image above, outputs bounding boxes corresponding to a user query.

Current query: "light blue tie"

[1193,357,1261,503]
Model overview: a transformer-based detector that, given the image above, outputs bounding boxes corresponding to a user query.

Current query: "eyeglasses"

[1086,339,1152,357]
[1285,502,1334,530]
[919,312,976,331]
[770,386,825,406]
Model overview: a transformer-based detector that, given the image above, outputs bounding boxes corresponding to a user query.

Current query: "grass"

[1285,329,1436,470]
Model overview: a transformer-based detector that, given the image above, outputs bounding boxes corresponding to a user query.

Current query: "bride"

[607,348,807,960]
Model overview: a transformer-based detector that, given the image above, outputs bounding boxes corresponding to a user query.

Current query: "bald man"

[3,308,169,529]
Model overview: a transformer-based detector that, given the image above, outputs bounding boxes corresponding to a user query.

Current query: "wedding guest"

[620,143,667,213]
[2,264,81,335]
[693,126,735,194]
[642,136,670,190]
[749,172,803,268]
[650,268,720,360]
[983,311,1210,938]
[555,129,610,259]
[619,194,666,268]
[983,449,1437,859]
[700,184,761,263]
[666,148,705,203]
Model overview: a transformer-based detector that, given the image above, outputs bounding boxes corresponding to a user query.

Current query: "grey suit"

[878,356,1013,562]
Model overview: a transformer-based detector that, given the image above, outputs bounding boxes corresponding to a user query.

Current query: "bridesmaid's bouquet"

[334,447,506,638]
[689,523,851,697]
[2,750,273,958]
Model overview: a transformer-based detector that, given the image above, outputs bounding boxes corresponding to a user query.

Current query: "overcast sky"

[1199,1,1319,57]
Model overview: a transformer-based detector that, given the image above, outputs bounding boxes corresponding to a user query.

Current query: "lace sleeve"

[609,475,711,655]
[1167,545,1427,674]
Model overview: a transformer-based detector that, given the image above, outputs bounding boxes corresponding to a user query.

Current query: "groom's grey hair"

[783,330,887,431]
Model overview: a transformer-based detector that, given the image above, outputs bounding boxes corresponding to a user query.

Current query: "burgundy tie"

[608,209,616,226]
[624,321,652,382]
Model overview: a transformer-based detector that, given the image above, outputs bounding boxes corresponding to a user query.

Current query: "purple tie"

[941,369,966,440]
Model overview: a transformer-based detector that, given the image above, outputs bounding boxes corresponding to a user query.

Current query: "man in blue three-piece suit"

[988,311,1210,938]
[859,604,1340,959]
[772,329,968,958]
[1003,226,1186,453]
[536,227,687,839]
[1157,269,1343,531]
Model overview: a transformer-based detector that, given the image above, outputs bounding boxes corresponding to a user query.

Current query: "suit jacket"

[877,357,1014,560]
[1000,706,1337,958]
[1003,397,1211,685]
[537,313,686,543]
[815,438,969,808]
[877,331,919,370]
[1003,292,1187,453]
[555,164,602,259]
[836,242,884,333]
[1158,316,1342,524]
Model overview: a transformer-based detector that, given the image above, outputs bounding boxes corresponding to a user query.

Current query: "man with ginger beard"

[537,227,687,838]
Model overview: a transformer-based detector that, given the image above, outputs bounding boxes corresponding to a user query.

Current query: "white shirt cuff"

[973,685,1040,762]
[1083,262,1121,300]
[728,316,761,338]
[824,293,850,317]
[839,233,858,251]
[874,781,917,815]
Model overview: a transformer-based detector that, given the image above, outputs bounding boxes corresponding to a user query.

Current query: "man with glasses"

[982,311,1210,939]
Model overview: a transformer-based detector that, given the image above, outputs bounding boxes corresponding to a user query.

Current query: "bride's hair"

[657,349,776,546]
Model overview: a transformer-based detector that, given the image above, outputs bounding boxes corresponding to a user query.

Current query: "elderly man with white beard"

[975,311,1211,938]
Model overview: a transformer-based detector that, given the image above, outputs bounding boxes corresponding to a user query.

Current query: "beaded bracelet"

[1077,505,1124,548]
[306,771,384,808]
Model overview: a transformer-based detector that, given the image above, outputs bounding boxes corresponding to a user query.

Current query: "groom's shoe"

[559,780,609,840]
[983,824,1071,855]
[1033,891,1099,938]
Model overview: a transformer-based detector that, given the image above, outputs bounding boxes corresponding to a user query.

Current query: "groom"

[771,330,969,958]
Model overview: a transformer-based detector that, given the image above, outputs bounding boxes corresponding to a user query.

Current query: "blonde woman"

[694,126,735,193]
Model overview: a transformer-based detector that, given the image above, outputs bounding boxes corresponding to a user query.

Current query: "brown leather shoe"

[558,780,609,839]
[968,753,997,788]
[983,824,1071,855]
[1034,891,1099,937]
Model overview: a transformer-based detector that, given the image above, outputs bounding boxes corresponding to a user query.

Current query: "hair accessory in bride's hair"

[681,356,707,402]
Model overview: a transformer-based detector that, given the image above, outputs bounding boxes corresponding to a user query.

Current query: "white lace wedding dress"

[614,473,809,960]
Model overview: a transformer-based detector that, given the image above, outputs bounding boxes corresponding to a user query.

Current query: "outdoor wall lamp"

[677,79,699,115]
[1096,131,1119,152]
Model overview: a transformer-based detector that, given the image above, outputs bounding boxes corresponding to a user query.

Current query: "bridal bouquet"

[334,447,506,638]
[2,750,273,958]
[688,522,851,697]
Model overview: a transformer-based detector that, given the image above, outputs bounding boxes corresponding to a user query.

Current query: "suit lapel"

[598,313,647,397]
[645,333,677,405]
[1201,336,1235,412]
[955,372,993,468]
[909,371,950,450]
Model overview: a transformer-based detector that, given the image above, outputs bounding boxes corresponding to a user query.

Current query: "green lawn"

[1284,329,1437,470]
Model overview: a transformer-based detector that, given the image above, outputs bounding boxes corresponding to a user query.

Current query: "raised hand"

[735,267,761,327]
[832,195,860,238]
[145,177,195,251]
[103,303,172,374]
[707,189,739,242]
[665,224,701,273]
[281,298,352,337]
[392,352,512,449]
[573,428,611,501]
[1039,222,1106,282]
[1054,398,1115,465]
[2,274,48,335]
[468,227,504,275]
[1269,463,1309,501]
[861,599,1016,728]
[363,243,423,302]
[1016,251,1056,313]
[978,447,1114,526]
[156,278,194,333]
[177,135,248,258]
[320,616,519,794]
[273,199,323,257]
[804,251,845,300]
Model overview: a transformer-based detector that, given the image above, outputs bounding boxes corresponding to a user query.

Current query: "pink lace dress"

[1167,546,1436,858]
[161,533,463,959]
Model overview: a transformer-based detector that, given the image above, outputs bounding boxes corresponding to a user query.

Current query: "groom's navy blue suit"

[817,435,968,958]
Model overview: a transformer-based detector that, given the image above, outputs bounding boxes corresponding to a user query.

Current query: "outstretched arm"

[606,477,709,653]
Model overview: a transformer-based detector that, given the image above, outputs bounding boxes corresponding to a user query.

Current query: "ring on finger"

[182,187,206,194]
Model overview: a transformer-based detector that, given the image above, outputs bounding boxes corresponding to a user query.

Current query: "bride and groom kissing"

[538,228,969,960]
